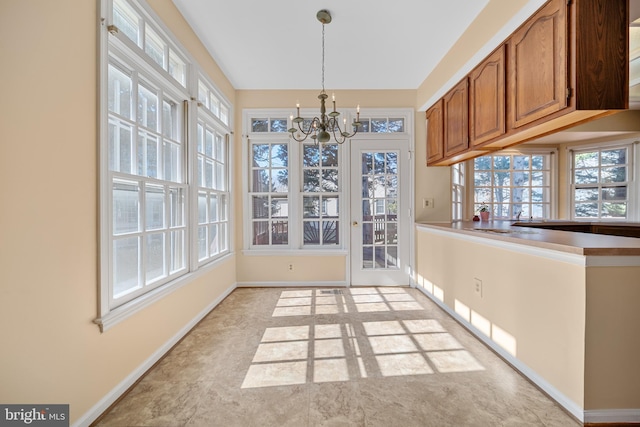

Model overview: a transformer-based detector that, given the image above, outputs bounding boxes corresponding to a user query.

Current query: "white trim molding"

[584,409,640,424]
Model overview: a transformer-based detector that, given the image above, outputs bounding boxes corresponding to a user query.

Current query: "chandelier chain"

[321,23,325,94]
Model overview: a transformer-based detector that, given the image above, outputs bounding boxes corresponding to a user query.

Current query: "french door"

[349,139,410,286]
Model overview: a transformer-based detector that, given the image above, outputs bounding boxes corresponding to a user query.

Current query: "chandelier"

[288,10,361,144]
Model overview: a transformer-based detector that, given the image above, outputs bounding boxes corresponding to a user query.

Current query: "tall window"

[473,152,552,219]
[101,0,232,327]
[302,142,340,246]
[249,141,289,246]
[571,145,631,219]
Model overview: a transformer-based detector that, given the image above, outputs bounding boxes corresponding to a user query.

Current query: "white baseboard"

[584,409,640,423]
[236,281,348,288]
[413,284,585,423]
[73,283,237,427]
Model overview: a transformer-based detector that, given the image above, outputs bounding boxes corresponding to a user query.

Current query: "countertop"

[415,220,640,256]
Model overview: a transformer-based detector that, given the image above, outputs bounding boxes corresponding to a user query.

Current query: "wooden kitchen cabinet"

[425,99,444,164]
[508,0,567,129]
[443,78,469,157]
[469,45,506,147]
[425,0,628,167]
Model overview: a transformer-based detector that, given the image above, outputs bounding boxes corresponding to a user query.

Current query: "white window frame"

[470,149,557,220]
[97,0,233,332]
[569,140,638,221]
[451,162,465,221]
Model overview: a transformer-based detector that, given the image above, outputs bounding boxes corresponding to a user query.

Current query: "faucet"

[516,211,522,221]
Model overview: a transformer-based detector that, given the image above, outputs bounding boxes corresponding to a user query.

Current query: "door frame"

[344,108,415,287]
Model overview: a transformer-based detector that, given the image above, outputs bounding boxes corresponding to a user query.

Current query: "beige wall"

[585,266,640,409]
[415,228,586,408]
[0,1,236,424]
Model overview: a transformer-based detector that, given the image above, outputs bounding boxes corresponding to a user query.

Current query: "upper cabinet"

[508,0,567,129]
[426,0,628,166]
[444,79,469,157]
[470,45,506,146]
[425,99,444,164]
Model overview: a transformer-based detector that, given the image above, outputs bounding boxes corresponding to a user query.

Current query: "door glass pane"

[360,151,400,270]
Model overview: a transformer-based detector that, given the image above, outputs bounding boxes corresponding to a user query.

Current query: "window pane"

[602,186,627,201]
[113,181,139,234]
[493,171,510,186]
[575,151,598,168]
[601,166,626,183]
[304,196,320,218]
[271,144,288,167]
[371,119,387,133]
[219,195,228,221]
[252,144,269,167]
[113,0,140,45]
[271,169,288,192]
[270,119,287,132]
[164,141,180,183]
[137,132,159,178]
[386,153,397,174]
[272,221,288,244]
[209,195,218,222]
[169,230,185,273]
[493,156,510,170]
[198,193,207,223]
[322,170,339,192]
[601,148,626,166]
[303,170,321,192]
[138,84,158,131]
[113,237,140,297]
[575,168,598,184]
[575,202,598,218]
[169,187,184,227]
[108,65,132,118]
[252,170,270,193]
[388,118,404,132]
[144,25,165,68]
[575,187,599,201]
[322,144,338,167]
[474,156,491,170]
[251,119,268,132]
[303,145,319,167]
[303,221,320,244]
[146,233,165,283]
[253,222,269,245]
[357,119,370,132]
[145,185,165,230]
[513,155,529,170]
[323,221,339,245]
[209,224,219,255]
[168,49,186,86]
[271,196,288,217]
[198,225,207,260]
[324,196,339,217]
[602,203,627,218]
[474,172,491,187]
[252,196,269,219]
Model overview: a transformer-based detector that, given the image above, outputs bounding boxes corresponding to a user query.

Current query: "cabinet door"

[470,45,505,147]
[508,0,567,129]
[426,99,444,165]
[444,78,469,157]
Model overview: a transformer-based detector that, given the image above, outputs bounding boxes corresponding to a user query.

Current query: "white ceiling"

[171,0,502,90]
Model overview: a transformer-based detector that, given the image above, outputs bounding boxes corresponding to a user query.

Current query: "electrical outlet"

[423,198,435,209]
[474,278,483,297]
[288,263,294,271]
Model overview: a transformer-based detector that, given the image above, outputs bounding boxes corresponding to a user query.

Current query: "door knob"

[352,221,358,226]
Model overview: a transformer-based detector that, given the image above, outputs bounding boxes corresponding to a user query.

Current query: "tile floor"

[94,287,581,426]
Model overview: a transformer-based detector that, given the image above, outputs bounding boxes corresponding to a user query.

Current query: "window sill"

[94,253,234,333]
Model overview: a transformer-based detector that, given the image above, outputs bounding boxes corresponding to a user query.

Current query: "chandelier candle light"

[288,9,361,144]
